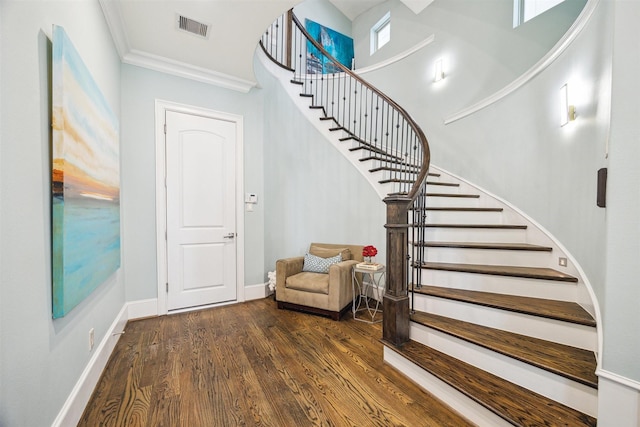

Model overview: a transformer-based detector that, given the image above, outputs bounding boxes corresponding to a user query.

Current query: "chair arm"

[327,260,359,309]
[276,256,304,290]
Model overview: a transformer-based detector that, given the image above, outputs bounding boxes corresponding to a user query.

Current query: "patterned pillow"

[302,253,342,274]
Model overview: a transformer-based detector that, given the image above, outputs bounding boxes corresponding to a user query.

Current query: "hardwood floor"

[79,298,472,427]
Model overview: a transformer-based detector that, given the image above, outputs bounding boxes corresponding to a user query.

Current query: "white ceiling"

[99,0,431,92]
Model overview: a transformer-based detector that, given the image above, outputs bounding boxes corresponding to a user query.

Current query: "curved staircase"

[259,11,598,426]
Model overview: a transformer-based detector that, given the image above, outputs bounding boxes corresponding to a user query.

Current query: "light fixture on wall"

[560,83,576,126]
[434,58,444,82]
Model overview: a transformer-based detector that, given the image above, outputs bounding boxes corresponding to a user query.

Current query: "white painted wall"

[352,0,586,107]
[294,0,353,38]
[120,63,266,301]
[603,0,640,384]
[0,1,123,426]
[254,51,387,272]
[355,0,611,317]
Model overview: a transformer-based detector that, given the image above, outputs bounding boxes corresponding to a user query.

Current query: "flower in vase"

[362,245,378,263]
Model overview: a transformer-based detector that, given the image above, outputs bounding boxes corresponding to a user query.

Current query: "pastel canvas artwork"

[51,25,120,318]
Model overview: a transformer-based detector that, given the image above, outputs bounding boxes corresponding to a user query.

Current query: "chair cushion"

[302,253,341,273]
[309,245,352,261]
[285,272,330,294]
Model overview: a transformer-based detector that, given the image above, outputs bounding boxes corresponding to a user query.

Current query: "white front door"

[165,110,237,310]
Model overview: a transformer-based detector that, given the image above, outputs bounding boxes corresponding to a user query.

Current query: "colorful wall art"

[305,19,354,74]
[51,25,120,318]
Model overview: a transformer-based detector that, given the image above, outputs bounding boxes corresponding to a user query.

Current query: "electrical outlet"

[559,257,568,267]
[89,328,95,351]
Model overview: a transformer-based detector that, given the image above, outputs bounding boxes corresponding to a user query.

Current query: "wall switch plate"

[559,257,568,267]
[89,328,95,351]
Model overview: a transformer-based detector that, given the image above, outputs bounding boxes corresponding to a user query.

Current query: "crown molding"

[98,0,256,93]
[123,49,256,93]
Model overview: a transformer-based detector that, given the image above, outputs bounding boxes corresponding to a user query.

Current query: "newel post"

[383,195,411,346]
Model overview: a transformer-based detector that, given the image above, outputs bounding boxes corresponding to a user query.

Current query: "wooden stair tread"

[419,241,552,251]
[426,193,479,198]
[384,340,597,426]
[418,223,527,229]
[414,285,596,326]
[419,262,578,282]
[411,311,598,388]
[412,207,504,212]
[370,166,420,173]
[427,181,459,187]
[290,79,304,85]
[380,178,414,184]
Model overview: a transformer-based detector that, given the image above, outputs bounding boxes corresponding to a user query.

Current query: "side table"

[351,265,386,323]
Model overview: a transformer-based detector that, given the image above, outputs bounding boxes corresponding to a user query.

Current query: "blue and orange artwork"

[51,25,120,318]
[305,19,354,74]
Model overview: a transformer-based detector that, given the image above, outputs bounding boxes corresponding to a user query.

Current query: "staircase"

[259,11,599,427]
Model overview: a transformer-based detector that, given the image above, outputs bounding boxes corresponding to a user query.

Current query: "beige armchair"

[276,243,364,320]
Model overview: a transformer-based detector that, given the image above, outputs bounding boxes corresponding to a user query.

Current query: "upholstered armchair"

[276,243,364,320]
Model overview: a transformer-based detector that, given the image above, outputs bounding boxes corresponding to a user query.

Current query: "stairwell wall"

[254,51,387,276]
[351,0,640,422]
[353,0,611,328]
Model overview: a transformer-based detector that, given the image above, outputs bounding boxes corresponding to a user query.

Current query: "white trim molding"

[444,0,601,124]
[596,371,640,426]
[52,304,129,427]
[154,100,246,315]
[99,0,256,93]
[123,49,256,93]
[244,282,273,301]
[357,35,435,75]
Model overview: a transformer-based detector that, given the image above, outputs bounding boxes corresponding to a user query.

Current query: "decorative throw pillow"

[302,253,342,274]
[309,245,352,261]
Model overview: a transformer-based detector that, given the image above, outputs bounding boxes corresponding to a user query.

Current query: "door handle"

[223,233,236,239]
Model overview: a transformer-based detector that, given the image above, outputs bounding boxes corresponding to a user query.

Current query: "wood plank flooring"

[78,298,473,427]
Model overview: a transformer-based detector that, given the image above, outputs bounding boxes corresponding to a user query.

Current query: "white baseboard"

[51,304,129,427]
[597,369,640,427]
[245,282,271,301]
[127,298,159,320]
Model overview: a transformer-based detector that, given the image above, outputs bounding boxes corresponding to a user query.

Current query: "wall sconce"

[560,84,576,126]
[434,58,444,82]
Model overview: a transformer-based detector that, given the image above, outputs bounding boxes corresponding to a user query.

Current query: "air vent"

[177,14,210,38]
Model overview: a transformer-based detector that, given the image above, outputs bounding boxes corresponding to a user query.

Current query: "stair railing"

[261,11,430,346]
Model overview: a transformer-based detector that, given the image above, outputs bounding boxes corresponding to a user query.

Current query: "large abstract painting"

[305,19,354,74]
[51,25,120,318]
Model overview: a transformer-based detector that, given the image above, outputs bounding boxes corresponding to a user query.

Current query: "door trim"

[155,99,245,315]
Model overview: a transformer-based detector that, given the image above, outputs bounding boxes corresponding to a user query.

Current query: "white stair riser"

[422,210,503,224]
[420,270,578,302]
[411,294,597,351]
[426,196,480,207]
[423,227,527,243]
[421,247,555,268]
[410,324,598,417]
[424,185,462,195]
[383,347,514,427]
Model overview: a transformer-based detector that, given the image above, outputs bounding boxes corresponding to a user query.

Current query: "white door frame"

[155,99,245,315]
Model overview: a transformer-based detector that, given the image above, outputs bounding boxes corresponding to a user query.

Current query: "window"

[513,0,565,27]
[370,12,391,55]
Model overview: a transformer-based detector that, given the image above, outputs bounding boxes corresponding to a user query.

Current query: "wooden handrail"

[288,14,431,201]
[260,11,431,346]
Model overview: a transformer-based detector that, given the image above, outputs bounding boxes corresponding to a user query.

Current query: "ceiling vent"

[177,14,210,39]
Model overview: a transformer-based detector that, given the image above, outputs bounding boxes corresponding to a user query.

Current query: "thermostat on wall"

[245,193,258,204]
